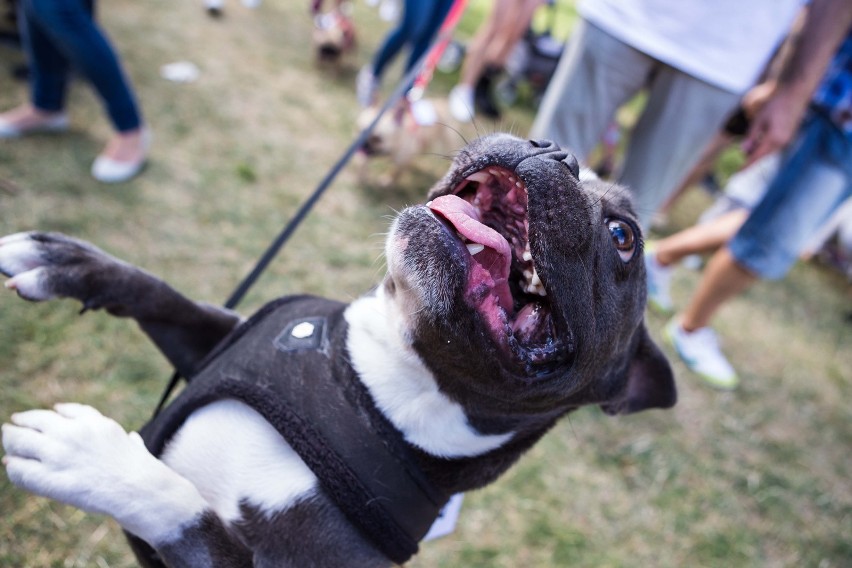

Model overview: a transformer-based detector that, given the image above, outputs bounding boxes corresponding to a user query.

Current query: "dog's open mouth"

[429,166,569,375]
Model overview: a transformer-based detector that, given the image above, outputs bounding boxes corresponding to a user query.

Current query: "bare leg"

[654,209,749,266]
[679,247,756,332]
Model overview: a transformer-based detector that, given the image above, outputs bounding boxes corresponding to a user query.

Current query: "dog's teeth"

[466,243,485,255]
[515,181,523,188]
[530,269,542,288]
[522,250,533,262]
[520,266,546,296]
[466,172,491,184]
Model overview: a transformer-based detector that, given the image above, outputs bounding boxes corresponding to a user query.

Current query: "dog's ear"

[605,325,676,415]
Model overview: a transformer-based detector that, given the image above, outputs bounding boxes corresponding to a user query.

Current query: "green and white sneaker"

[645,250,674,314]
[664,319,739,389]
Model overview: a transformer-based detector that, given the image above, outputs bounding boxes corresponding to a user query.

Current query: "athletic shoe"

[645,250,674,314]
[448,84,474,122]
[664,319,739,389]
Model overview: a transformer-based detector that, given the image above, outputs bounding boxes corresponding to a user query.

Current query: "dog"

[0,134,675,567]
[312,2,356,66]
[355,97,460,187]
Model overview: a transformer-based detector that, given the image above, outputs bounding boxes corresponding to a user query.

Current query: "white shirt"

[579,0,805,93]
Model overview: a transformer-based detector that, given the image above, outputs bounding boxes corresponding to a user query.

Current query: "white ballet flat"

[91,129,152,184]
[0,113,69,138]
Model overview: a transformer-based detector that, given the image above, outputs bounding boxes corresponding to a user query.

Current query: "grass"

[1,1,850,567]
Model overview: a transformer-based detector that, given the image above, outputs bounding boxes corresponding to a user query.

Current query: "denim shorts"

[729,111,852,280]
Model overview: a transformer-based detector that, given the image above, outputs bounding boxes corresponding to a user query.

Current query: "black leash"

[152,58,431,417]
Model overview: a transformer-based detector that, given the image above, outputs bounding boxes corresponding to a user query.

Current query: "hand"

[741,87,809,168]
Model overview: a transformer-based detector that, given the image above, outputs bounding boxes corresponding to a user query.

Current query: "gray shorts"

[530,19,739,228]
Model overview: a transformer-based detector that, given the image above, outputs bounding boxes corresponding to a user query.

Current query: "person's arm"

[742,0,852,166]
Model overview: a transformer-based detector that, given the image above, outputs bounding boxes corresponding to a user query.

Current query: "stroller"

[497,0,564,107]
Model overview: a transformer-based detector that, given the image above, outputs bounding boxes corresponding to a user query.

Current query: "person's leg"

[529,20,654,161]
[655,130,734,220]
[678,247,756,332]
[457,7,498,89]
[0,0,71,136]
[20,0,69,112]
[24,0,142,133]
[403,0,453,73]
[481,0,543,67]
[669,113,852,387]
[619,66,739,229]
[655,209,749,267]
[370,0,417,78]
[646,152,780,313]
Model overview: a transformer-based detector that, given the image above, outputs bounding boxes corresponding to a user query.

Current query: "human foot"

[91,128,151,183]
[0,105,68,138]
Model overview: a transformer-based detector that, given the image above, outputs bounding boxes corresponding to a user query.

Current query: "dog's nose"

[528,138,558,151]
[562,154,580,179]
[529,139,580,179]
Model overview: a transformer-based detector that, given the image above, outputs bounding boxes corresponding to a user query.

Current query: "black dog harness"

[136,295,448,564]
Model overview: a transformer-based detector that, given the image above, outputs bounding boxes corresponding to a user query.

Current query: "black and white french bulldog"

[0,134,675,567]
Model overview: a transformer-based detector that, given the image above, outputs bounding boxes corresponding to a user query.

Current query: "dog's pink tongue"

[429,195,512,311]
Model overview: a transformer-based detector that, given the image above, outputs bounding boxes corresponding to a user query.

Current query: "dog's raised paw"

[0,233,57,301]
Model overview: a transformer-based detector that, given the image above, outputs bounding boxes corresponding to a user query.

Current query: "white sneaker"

[448,84,474,122]
[645,251,674,314]
[356,65,378,107]
[664,319,739,389]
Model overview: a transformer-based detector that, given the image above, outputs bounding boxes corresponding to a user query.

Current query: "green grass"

[1,1,851,567]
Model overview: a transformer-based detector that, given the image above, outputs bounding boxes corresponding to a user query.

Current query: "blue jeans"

[19,0,142,132]
[371,0,455,78]
[729,111,852,280]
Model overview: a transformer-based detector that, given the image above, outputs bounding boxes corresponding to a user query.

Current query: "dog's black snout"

[562,154,580,179]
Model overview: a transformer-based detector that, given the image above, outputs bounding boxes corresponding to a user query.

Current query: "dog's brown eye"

[607,219,636,262]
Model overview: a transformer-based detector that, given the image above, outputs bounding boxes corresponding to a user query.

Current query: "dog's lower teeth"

[466,243,485,255]
[520,268,546,296]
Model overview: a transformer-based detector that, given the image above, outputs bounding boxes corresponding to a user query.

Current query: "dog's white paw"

[2,403,208,544]
[0,232,55,301]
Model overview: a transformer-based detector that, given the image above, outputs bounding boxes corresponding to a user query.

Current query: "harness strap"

[142,296,447,564]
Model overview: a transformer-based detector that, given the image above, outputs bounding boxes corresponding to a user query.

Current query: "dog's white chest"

[160,399,318,522]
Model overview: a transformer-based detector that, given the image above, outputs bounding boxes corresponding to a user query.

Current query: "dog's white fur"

[346,288,514,458]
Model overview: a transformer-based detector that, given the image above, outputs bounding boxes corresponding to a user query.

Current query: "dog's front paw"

[2,404,150,512]
[2,403,209,543]
[0,232,56,301]
[0,231,118,304]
